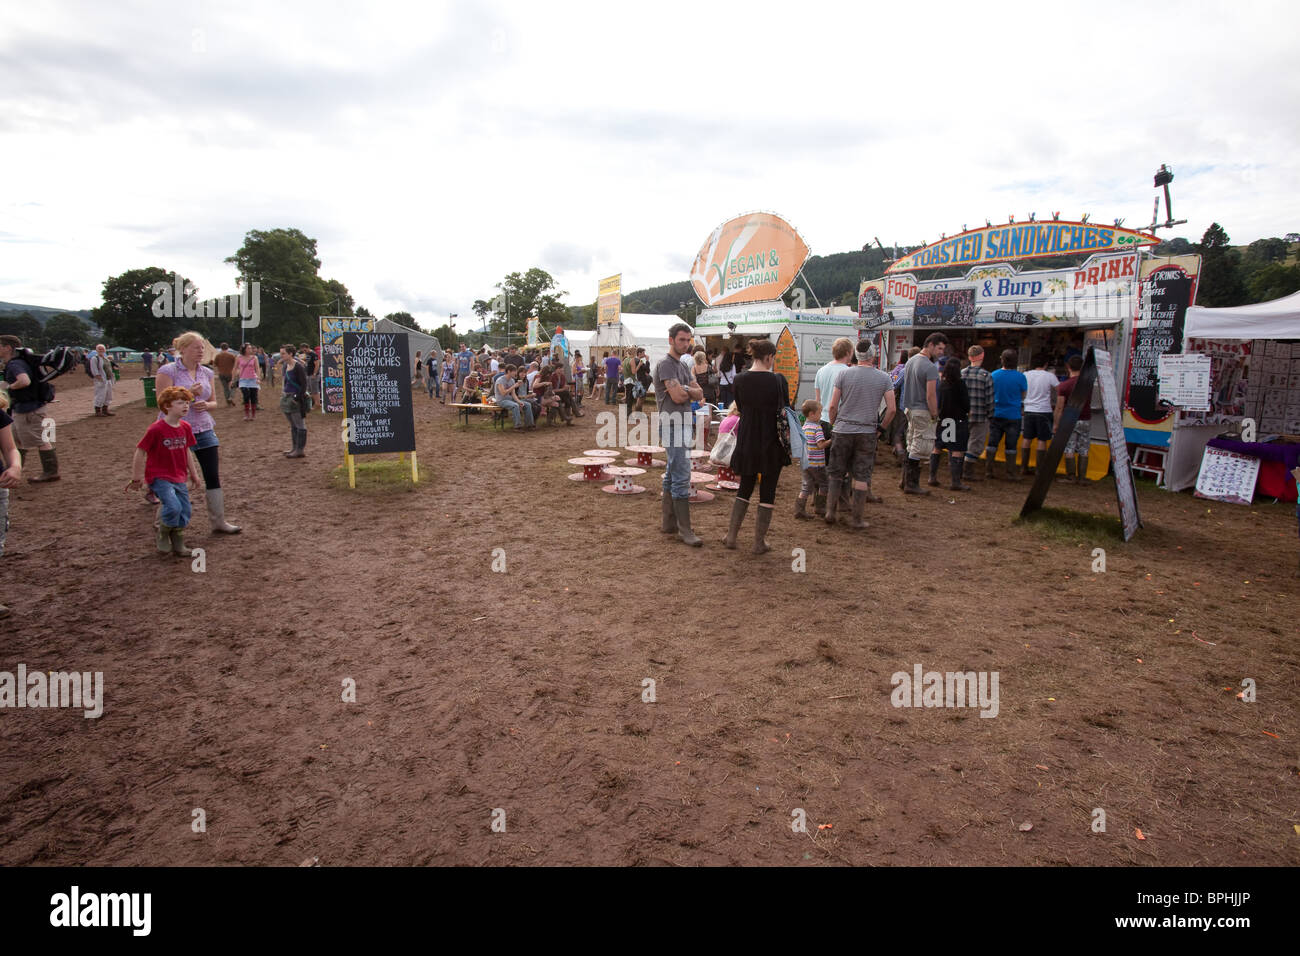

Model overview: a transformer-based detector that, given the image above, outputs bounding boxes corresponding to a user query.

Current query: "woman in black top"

[932,358,970,490]
[279,345,310,459]
[724,339,788,554]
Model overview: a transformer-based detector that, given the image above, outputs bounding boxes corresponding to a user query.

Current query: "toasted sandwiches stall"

[861,221,1172,478]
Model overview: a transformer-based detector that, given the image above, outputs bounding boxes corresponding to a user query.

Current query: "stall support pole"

[410,451,419,484]
[347,453,356,489]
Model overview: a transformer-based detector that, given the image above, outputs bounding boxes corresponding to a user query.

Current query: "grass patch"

[1015,506,1123,543]
[329,457,428,493]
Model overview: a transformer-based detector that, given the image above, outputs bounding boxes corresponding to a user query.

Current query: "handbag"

[774,373,793,466]
[709,429,736,466]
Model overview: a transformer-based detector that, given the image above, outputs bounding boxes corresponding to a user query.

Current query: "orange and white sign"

[774,326,799,404]
[690,212,810,308]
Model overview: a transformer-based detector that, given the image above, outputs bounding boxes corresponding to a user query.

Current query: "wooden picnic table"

[449,402,507,429]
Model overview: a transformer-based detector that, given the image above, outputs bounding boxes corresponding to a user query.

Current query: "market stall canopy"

[591,313,691,348]
[372,317,440,364]
[1184,290,1300,340]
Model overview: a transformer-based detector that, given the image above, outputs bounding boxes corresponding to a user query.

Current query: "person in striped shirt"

[794,399,832,519]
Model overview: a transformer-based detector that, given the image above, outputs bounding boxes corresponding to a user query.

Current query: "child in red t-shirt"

[126,386,201,556]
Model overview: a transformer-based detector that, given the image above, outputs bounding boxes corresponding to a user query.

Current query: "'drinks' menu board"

[342,332,415,455]
[1127,265,1193,422]
[320,316,375,413]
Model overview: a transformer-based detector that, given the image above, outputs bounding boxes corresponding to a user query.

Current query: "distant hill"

[0,301,95,325]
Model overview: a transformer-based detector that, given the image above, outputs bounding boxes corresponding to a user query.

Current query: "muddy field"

[1,369,1297,866]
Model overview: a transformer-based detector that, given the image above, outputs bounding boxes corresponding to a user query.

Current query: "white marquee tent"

[590,313,691,368]
[1184,289,1300,339]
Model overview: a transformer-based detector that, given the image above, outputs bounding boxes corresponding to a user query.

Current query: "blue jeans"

[660,411,694,500]
[497,397,534,428]
[151,478,191,528]
[605,377,618,404]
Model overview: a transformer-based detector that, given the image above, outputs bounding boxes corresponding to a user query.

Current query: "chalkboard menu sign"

[342,331,416,455]
[1094,348,1142,541]
[1126,265,1193,423]
[915,288,976,327]
[320,316,375,414]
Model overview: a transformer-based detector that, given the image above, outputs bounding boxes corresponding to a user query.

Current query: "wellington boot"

[824,478,843,524]
[849,489,869,529]
[723,497,749,549]
[156,523,173,554]
[661,492,677,533]
[984,453,996,479]
[950,458,971,491]
[94,406,103,416]
[29,449,60,483]
[928,454,941,486]
[812,492,827,517]
[206,488,241,533]
[863,485,882,503]
[903,459,930,495]
[1019,446,1034,475]
[1004,461,1023,482]
[672,497,702,547]
[1077,455,1089,482]
[1064,458,1076,482]
[794,495,810,519]
[169,528,193,557]
[964,458,980,482]
[752,504,773,554]
[102,405,115,416]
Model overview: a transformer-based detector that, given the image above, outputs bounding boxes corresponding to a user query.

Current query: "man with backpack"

[0,335,60,482]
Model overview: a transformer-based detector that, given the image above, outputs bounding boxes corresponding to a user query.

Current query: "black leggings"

[737,468,780,505]
[195,445,221,490]
[240,386,259,407]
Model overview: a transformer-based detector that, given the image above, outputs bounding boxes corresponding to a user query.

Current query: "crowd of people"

[431,342,587,430]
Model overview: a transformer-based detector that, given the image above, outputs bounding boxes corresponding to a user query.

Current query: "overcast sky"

[3,0,1297,325]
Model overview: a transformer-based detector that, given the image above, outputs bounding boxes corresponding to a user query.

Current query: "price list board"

[1194,447,1260,505]
[342,332,416,455]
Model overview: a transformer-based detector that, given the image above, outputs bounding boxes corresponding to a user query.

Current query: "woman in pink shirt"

[233,344,261,420]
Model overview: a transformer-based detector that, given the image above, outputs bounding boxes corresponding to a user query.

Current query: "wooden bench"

[449,403,508,429]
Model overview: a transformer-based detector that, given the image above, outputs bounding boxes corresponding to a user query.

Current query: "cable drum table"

[568,457,614,482]
[707,464,740,492]
[600,465,647,495]
[625,445,666,467]
[584,449,620,458]
[686,470,715,503]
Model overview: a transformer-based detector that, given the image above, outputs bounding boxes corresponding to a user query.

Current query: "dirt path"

[1,380,1297,866]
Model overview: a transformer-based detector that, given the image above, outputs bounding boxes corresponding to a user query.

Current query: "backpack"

[14,347,74,405]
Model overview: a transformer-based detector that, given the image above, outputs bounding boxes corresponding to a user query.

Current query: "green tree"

[385,311,418,328]
[477,268,570,345]
[1243,237,1288,266]
[224,228,353,346]
[1196,223,1246,307]
[355,306,374,317]
[430,323,456,349]
[93,267,191,350]
[0,311,46,348]
[44,312,91,347]
[1245,263,1300,302]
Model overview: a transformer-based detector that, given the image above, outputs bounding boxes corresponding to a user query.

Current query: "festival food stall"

[1163,289,1300,502]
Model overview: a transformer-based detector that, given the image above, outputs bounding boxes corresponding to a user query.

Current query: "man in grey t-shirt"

[899,332,946,495]
[653,323,704,547]
[825,341,896,528]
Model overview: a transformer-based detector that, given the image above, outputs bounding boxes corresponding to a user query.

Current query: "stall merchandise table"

[1205,438,1300,502]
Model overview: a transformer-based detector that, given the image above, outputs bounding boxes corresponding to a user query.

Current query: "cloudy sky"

[3,0,1297,324]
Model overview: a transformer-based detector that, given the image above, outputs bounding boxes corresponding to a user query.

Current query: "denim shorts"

[193,429,219,450]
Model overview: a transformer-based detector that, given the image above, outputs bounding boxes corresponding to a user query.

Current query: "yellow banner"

[598,274,621,326]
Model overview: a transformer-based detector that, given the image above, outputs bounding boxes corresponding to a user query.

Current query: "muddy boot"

[1019,445,1034,476]
[29,449,60,483]
[672,497,702,547]
[1077,454,1089,483]
[863,485,882,503]
[904,459,930,496]
[812,492,827,517]
[824,478,842,524]
[94,406,103,416]
[723,497,748,549]
[661,492,677,533]
[1064,458,1076,482]
[156,523,173,554]
[984,452,996,480]
[794,495,810,519]
[899,456,908,490]
[950,458,971,491]
[1004,460,1022,482]
[964,458,980,482]
[206,488,241,534]
[102,405,115,416]
[928,453,941,486]
[849,489,869,530]
[752,503,773,554]
[169,528,192,557]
